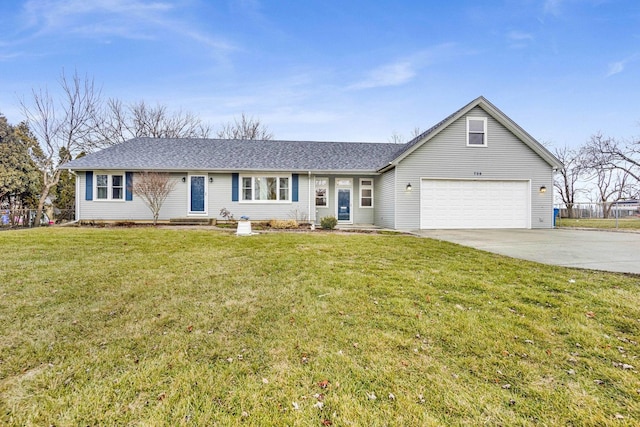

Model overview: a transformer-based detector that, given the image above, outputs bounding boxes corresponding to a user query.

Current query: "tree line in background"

[1,71,272,226]
[3,70,639,225]
[554,133,640,218]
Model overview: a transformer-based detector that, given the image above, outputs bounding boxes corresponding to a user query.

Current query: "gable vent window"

[467,117,488,147]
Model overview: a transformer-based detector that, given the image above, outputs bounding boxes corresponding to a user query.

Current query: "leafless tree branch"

[131,172,177,225]
[216,113,273,140]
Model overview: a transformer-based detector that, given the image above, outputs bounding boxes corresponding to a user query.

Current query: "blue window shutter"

[125,172,133,201]
[232,173,239,202]
[85,171,93,201]
[292,174,299,202]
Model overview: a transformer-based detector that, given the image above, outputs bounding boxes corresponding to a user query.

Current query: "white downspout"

[68,170,81,225]
[308,171,315,230]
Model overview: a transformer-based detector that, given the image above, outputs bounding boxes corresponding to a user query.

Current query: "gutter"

[69,169,80,222]
[308,171,315,229]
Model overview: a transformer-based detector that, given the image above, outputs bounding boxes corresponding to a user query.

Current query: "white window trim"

[239,174,292,203]
[315,177,329,208]
[466,117,488,147]
[335,178,353,224]
[94,172,125,201]
[188,174,208,216]
[359,178,374,209]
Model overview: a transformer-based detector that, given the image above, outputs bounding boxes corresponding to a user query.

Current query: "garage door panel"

[420,180,529,229]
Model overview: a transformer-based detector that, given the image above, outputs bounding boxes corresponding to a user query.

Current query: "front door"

[189,175,207,215]
[336,178,352,223]
[337,189,351,222]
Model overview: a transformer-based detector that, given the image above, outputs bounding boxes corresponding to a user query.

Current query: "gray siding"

[313,175,333,225]
[219,172,311,222]
[77,172,187,221]
[312,175,376,225]
[375,169,395,229]
[394,106,555,230]
[77,171,311,222]
[352,178,375,225]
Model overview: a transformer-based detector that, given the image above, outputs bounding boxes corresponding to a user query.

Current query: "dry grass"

[0,228,639,426]
[556,217,640,230]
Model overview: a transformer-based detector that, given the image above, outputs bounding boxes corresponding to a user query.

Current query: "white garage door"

[420,179,530,229]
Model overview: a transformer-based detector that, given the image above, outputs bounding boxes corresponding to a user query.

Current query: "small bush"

[219,208,235,221]
[114,221,137,227]
[320,216,338,230]
[269,219,299,229]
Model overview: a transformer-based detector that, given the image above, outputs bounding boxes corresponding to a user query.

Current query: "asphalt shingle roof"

[64,138,406,172]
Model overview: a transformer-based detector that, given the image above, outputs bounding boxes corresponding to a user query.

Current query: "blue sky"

[0,0,638,148]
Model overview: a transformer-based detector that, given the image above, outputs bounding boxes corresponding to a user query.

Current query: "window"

[112,175,123,199]
[96,174,108,199]
[360,178,373,208]
[241,175,290,202]
[315,177,328,207]
[95,173,124,200]
[467,117,487,146]
[279,177,289,201]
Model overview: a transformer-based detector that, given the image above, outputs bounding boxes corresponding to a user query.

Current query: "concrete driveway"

[416,228,640,274]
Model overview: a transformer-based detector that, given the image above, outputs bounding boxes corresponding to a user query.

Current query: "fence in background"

[555,201,639,219]
[0,209,75,228]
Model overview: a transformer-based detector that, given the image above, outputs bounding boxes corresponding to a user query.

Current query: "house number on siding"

[473,171,482,176]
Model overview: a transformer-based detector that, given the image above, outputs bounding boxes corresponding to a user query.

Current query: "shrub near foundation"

[320,215,338,230]
[269,219,299,229]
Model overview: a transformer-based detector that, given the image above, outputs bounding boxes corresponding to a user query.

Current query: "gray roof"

[64,137,405,172]
[64,97,562,173]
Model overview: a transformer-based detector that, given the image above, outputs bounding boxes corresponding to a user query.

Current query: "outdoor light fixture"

[209,177,213,183]
[182,177,186,183]
[539,186,547,193]
[406,183,412,192]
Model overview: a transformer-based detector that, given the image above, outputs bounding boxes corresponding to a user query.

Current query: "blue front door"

[190,175,206,213]
[337,188,351,222]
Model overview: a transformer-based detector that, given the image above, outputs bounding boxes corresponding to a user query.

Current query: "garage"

[420,179,530,229]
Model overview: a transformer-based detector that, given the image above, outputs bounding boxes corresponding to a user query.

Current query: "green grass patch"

[556,217,640,230]
[1,228,639,426]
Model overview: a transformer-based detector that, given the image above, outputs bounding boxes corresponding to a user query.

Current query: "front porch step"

[169,217,213,225]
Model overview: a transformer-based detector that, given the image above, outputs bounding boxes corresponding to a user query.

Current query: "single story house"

[64,97,562,230]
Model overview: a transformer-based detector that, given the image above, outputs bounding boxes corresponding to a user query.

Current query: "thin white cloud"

[12,0,235,53]
[507,30,534,49]
[606,61,625,77]
[348,43,460,90]
[543,0,563,15]
[606,53,639,77]
[508,31,534,42]
[349,61,416,90]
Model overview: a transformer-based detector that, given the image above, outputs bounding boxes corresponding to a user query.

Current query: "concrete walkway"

[416,228,640,274]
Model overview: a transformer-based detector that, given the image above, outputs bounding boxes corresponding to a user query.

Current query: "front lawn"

[1,228,639,426]
[556,217,640,230]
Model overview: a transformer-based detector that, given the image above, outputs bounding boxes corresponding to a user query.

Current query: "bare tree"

[389,127,423,144]
[583,132,640,184]
[581,133,636,217]
[589,168,632,218]
[553,145,585,218]
[92,99,212,149]
[21,71,100,226]
[388,131,404,144]
[216,113,273,140]
[131,172,176,225]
